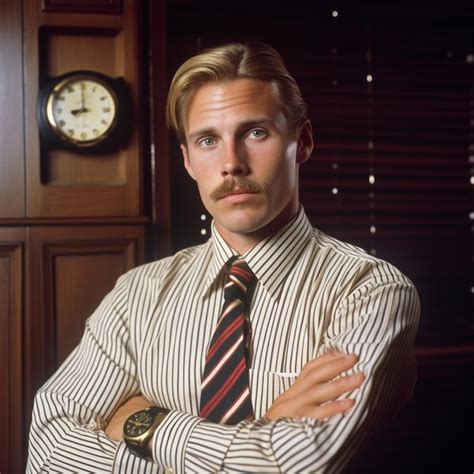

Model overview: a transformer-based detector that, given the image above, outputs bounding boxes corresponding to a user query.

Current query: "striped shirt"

[27,207,420,473]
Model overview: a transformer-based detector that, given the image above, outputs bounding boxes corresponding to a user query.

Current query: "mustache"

[210,178,265,201]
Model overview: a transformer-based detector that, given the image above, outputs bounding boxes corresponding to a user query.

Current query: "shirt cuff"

[185,420,241,472]
[114,441,159,473]
[151,410,201,473]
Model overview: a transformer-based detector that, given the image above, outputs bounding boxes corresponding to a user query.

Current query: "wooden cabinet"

[0,0,150,471]
[0,225,144,473]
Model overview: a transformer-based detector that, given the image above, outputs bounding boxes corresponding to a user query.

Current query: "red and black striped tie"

[199,257,255,424]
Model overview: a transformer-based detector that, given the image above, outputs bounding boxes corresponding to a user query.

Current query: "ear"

[181,144,196,180]
[295,120,314,165]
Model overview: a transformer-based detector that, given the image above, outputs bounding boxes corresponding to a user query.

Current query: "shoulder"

[117,241,211,289]
[87,242,209,321]
[310,228,415,288]
[310,230,420,341]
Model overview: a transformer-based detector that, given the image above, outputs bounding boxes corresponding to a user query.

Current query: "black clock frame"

[36,70,132,154]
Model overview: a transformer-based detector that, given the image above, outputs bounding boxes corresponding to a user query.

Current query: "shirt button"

[165,468,173,474]
[87,421,97,430]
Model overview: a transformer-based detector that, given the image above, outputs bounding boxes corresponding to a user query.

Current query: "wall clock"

[36,70,131,153]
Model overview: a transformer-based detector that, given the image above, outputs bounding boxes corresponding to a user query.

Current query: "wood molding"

[147,0,171,258]
[0,241,24,474]
[0,0,25,218]
[0,216,148,226]
[42,0,122,14]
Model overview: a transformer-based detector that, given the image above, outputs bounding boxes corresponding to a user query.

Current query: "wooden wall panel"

[0,1,25,218]
[39,29,129,187]
[0,231,24,474]
[26,225,144,400]
[45,240,137,364]
[23,0,142,217]
[45,30,124,77]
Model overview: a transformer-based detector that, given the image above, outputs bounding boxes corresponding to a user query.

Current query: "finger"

[295,354,359,393]
[287,372,364,412]
[306,398,355,421]
[306,372,365,406]
[299,351,348,376]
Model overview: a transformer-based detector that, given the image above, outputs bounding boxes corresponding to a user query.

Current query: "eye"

[248,129,267,139]
[198,136,216,147]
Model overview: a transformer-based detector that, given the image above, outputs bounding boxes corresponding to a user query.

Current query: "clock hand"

[70,107,91,116]
[81,82,85,109]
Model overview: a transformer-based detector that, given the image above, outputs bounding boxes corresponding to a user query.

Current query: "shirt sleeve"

[26,272,160,474]
[165,267,420,473]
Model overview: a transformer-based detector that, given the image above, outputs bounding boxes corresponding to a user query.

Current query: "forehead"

[183,79,283,134]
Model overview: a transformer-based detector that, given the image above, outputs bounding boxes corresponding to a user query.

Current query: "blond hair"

[166,42,308,143]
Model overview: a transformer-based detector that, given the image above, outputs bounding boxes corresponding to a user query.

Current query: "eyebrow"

[187,118,275,143]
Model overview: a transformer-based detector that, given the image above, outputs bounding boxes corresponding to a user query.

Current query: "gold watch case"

[123,406,170,459]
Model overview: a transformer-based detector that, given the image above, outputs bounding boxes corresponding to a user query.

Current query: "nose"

[221,142,249,177]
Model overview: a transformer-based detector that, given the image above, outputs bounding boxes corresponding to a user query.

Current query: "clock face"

[45,75,118,146]
[124,410,154,437]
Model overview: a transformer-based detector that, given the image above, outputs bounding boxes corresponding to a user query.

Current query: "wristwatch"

[123,406,170,459]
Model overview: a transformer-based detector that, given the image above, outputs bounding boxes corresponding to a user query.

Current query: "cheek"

[193,172,215,205]
[266,150,297,186]
[186,158,212,187]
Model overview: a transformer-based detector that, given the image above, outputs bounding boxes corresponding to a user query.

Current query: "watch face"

[45,75,118,146]
[124,409,155,437]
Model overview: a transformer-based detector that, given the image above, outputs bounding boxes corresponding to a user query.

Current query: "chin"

[220,221,262,235]
[217,212,272,236]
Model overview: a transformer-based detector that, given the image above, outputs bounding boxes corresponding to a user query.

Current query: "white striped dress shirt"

[27,207,420,473]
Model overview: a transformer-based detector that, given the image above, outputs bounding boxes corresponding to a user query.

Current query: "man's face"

[180,78,312,251]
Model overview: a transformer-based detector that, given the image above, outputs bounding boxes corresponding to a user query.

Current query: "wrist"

[123,406,170,460]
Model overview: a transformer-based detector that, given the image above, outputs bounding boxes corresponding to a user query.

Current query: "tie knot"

[225,258,254,301]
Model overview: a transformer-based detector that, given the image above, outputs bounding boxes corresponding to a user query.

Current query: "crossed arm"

[105,352,364,442]
[27,272,419,473]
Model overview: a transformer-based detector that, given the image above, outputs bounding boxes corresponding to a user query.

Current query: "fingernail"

[349,373,363,382]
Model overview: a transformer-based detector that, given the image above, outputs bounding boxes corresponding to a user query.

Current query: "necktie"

[199,257,255,424]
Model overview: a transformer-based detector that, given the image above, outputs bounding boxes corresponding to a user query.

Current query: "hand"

[105,395,152,441]
[71,107,90,116]
[80,81,85,108]
[70,82,90,116]
[265,351,364,421]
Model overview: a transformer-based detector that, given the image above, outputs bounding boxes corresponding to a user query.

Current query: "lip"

[220,191,258,203]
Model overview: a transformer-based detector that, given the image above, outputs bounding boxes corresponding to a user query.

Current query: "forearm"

[26,273,146,472]
[27,390,119,472]
[160,347,414,474]
[152,409,361,473]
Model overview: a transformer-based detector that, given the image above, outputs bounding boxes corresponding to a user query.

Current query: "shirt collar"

[206,206,313,301]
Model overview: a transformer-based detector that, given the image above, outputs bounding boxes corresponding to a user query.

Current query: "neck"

[216,202,300,255]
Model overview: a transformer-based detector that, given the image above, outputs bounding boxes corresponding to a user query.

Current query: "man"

[27,42,419,473]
